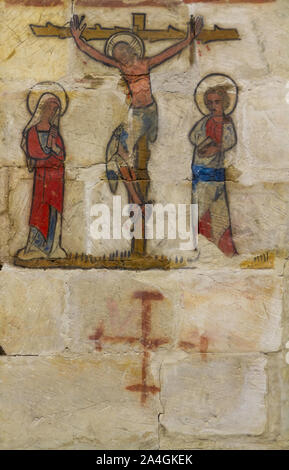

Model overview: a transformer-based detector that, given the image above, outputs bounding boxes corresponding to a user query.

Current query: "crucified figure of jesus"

[70,14,203,208]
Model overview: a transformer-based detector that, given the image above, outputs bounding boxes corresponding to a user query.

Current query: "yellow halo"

[105,32,145,59]
[27,81,69,116]
[194,73,238,116]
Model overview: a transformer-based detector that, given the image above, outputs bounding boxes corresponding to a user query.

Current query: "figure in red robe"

[17,92,67,260]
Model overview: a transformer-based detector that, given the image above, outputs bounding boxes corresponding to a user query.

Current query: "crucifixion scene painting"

[13,7,245,270]
[1,0,288,452]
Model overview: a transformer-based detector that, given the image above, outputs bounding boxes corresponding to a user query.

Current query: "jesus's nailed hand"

[70,14,87,41]
[188,16,204,42]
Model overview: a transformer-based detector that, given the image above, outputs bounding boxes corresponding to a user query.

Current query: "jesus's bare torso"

[120,59,153,108]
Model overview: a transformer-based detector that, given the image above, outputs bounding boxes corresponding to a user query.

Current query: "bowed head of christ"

[70,14,203,209]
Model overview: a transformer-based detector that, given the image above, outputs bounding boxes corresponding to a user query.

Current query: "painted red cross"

[89,290,168,404]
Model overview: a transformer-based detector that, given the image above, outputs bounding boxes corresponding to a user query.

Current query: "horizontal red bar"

[5,0,63,5]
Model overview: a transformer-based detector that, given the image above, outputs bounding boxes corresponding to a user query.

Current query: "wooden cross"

[30,13,240,44]
[30,13,240,261]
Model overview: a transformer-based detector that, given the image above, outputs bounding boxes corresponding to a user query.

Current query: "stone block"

[0,4,69,82]
[0,168,8,213]
[0,213,10,263]
[0,355,159,449]
[0,89,28,168]
[160,353,267,445]
[178,270,283,353]
[67,270,176,353]
[229,182,289,254]
[0,269,66,355]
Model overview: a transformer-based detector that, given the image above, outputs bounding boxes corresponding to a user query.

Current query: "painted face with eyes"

[206,93,224,116]
[112,42,136,66]
[41,98,60,124]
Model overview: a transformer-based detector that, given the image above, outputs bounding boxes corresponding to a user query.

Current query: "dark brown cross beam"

[30,13,240,44]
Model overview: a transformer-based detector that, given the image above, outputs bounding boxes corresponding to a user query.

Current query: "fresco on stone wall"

[16,82,68,262]
[190,73,238,257]
[14,9,242,270]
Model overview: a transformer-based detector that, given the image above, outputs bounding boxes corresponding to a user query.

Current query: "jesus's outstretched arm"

[147,16,203,69]
[70,15,120,68]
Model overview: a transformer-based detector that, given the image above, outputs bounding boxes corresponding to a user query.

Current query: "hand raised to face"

[47,125,58,149]
[49,126,58,139]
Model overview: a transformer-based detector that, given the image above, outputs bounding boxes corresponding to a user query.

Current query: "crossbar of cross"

[30,13,240,44]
